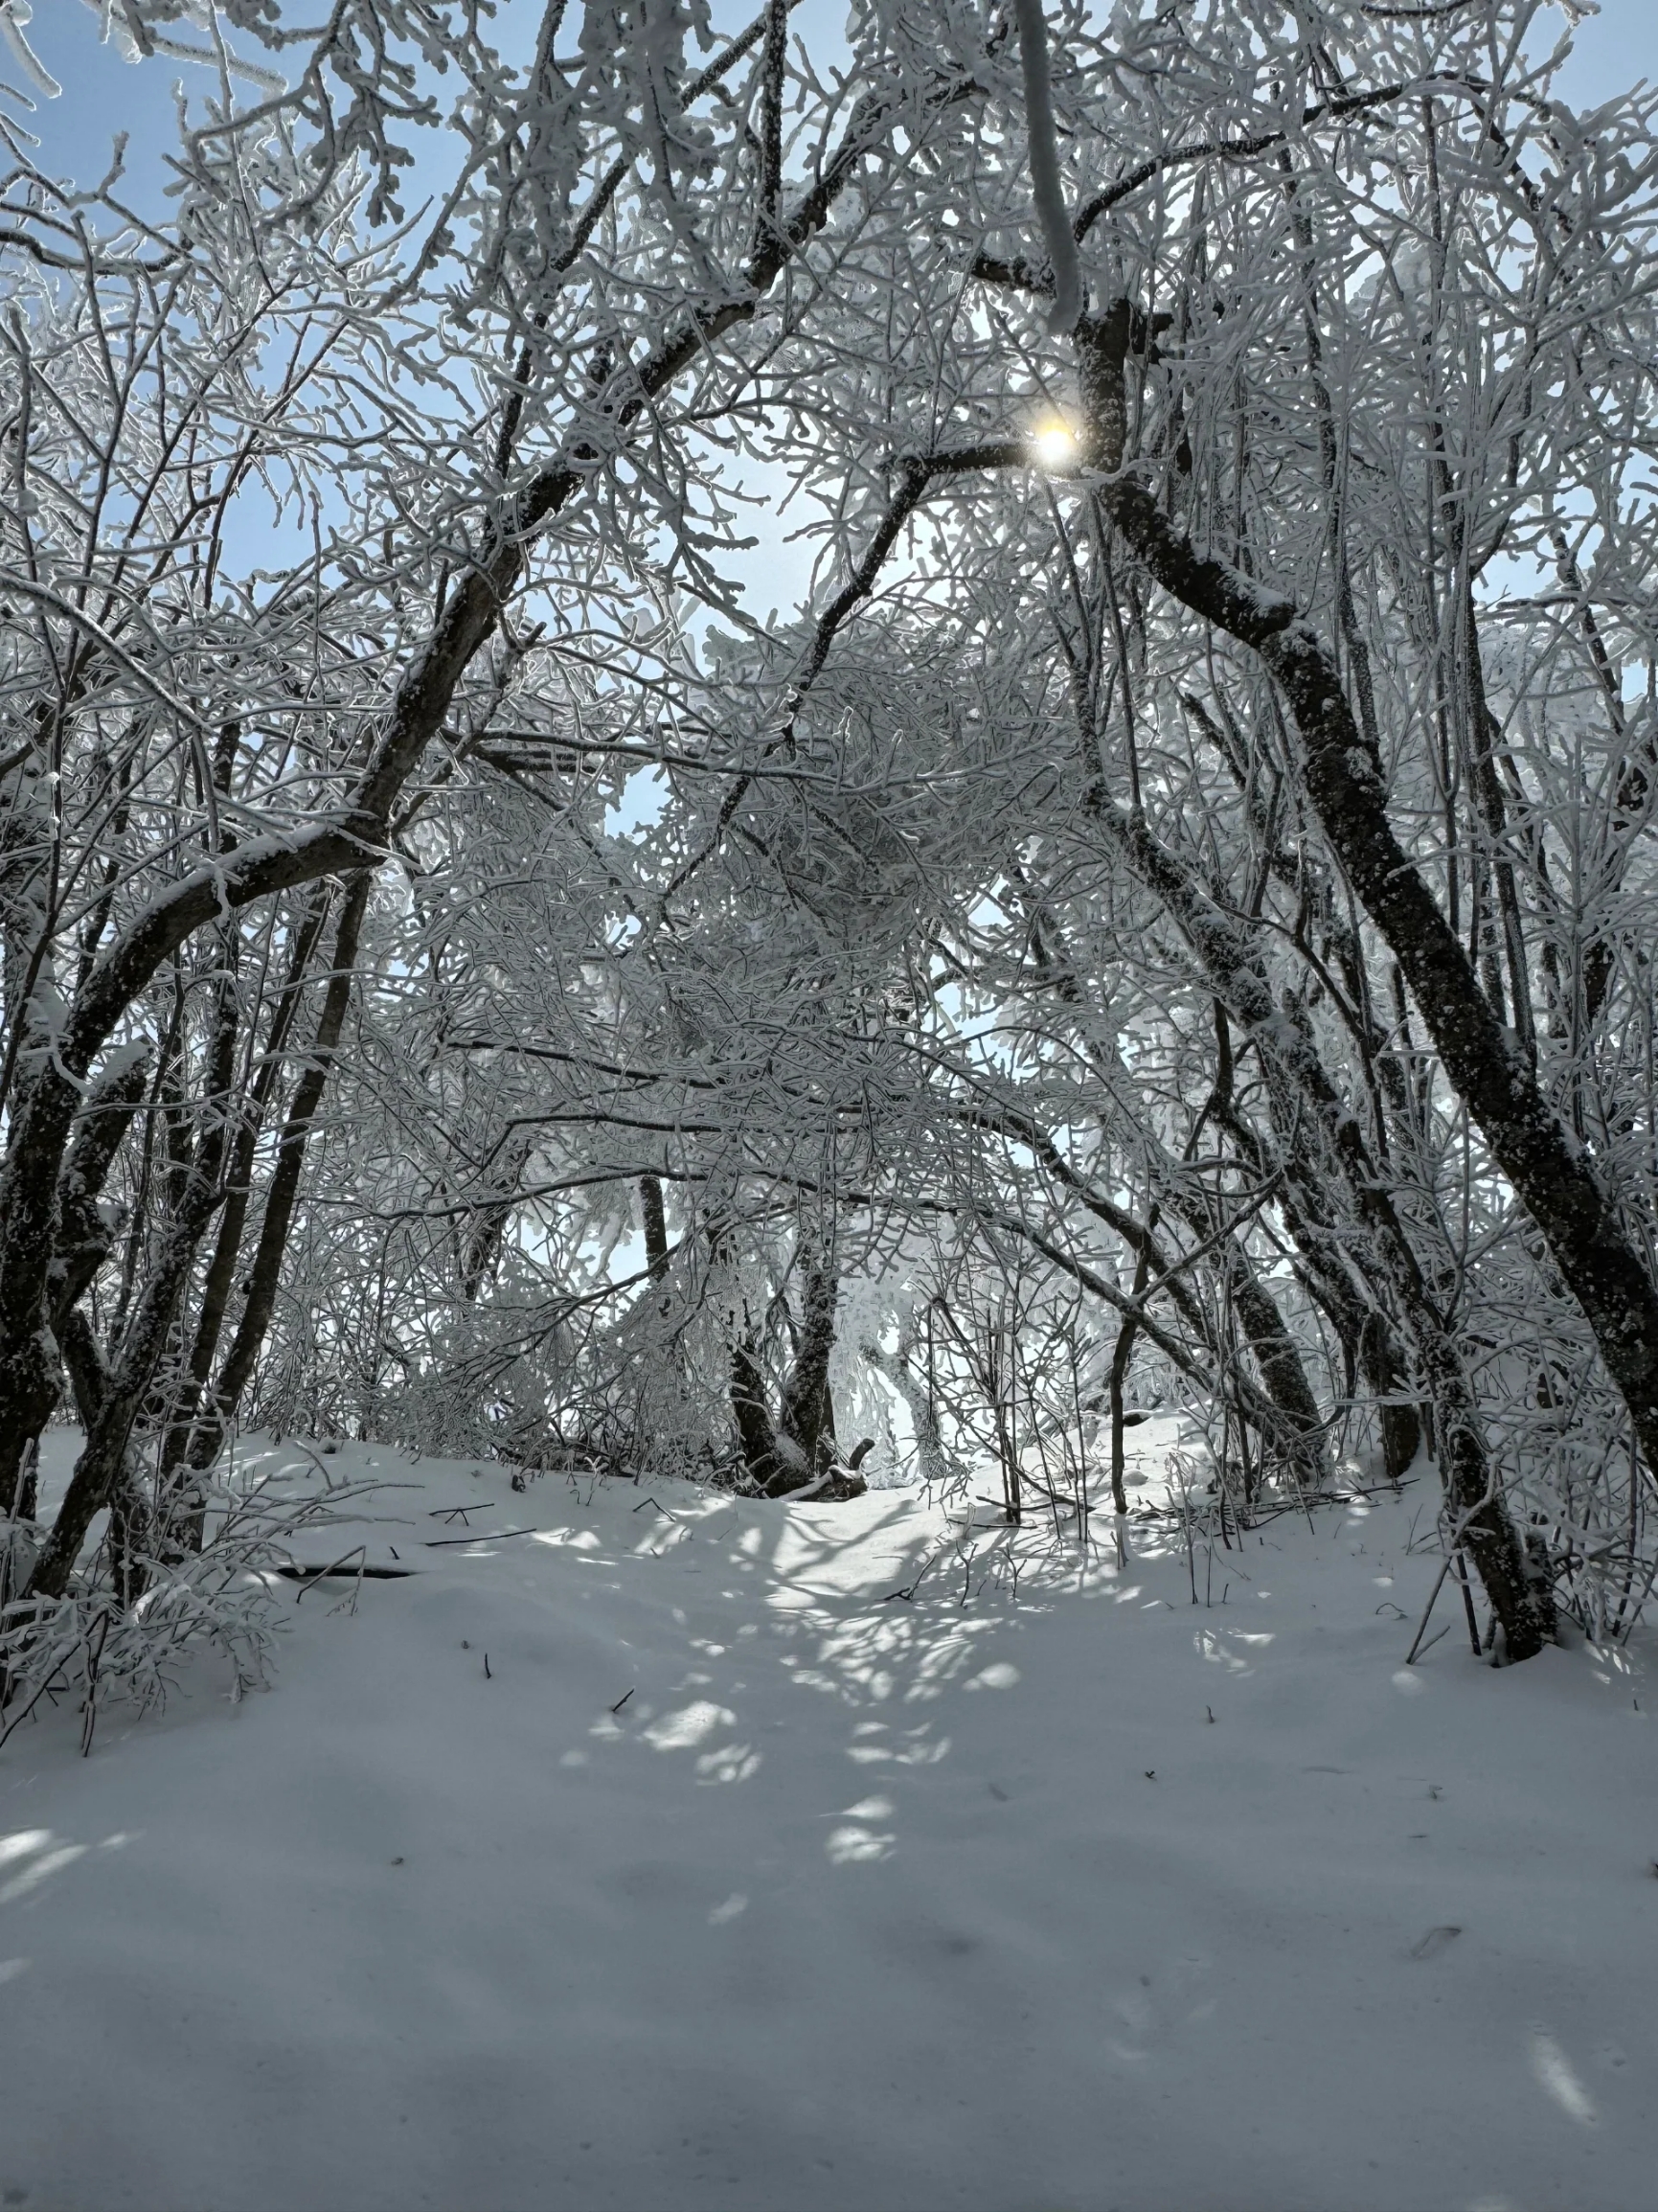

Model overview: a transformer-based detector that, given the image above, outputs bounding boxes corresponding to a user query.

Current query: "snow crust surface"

[2,1430,1654,2211]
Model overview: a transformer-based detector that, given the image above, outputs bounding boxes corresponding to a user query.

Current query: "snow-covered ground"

[2,1429,1654,2212]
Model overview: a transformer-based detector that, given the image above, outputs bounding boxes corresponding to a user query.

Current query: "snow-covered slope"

[1,1434,1653,2212]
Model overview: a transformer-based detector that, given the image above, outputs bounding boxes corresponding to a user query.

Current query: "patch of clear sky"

[13,0,1655,633]
[22,3,1654,218]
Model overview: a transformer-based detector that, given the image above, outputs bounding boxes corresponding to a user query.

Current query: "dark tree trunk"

[774,1256,839,1490]
[1079,291,1658,1473]
[159,888,333,1480]
[1108,1235,1154,1516]
[1079,701,1550,1653]
[57,1307,150,1608]
[0,95,897,1500]
[726,1247,852,1500]
[729,1330,780,1493]
[641,1174,670,1283]
[1059,296,1596,1653]
[459,1134,533,1305]
[26,963,241,1604]
[181,874,373,1487]
[1359,1310,1422,1483]
[1227,1259,1330,1489]
[0,1049,149,1521]
[45,1048,152,1345]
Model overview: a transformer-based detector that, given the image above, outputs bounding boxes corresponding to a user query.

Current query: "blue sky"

[13,0,1656,627]
[18,1,1658,213]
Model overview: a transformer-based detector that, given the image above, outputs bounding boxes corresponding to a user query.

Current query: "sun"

[1032,420,1079,473]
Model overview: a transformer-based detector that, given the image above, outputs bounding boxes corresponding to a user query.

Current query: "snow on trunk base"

[1,1434,1653,2212]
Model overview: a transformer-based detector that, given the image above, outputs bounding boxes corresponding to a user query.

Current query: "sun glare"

[1033,421,1079,472]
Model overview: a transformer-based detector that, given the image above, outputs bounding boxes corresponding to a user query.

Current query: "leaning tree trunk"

[176,874,373,1504]
[0,67,910,1505]
[158,885,333,1483]
[1077,294,1658,1529]
[26,962,242,1605]
[57,1308,151,1609]
[0,1046,151,1528]
[1205,1031,1421,1482]
[1076,721,1552,1656]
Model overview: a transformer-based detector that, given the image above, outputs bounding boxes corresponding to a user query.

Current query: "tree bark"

[159,887,333,1479]
[729,1329,780,1493]
[774,1254,839,1491]
[0,70,916,1502]
[1075,297,1658,1518]
[26,961,241,1604]
[641,1174,670,1283]
[45,1048,152,1344]
[1074,693,1549,1652]
[181,874,372,1484]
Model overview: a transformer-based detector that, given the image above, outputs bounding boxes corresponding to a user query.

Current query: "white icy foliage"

[2,0,1657,1656]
